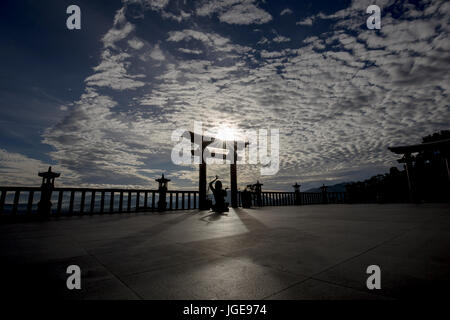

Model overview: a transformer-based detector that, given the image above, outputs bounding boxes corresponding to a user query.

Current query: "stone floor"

[1,203,449,300]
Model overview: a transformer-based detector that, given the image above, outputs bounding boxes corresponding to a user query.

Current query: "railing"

[258,192,297,206]
[0,187,199,217]
[0,186,346,219]
[237,191,346,207]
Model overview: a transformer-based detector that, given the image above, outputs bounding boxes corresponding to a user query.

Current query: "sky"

[0,0,449,191]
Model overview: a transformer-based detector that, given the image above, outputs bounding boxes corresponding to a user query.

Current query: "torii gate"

[388,138,450,203]
[188,131,248,210]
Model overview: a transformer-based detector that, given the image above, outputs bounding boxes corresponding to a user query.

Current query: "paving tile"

[268,279,388,300]
[0,254,117,299]
[315,250,450,299]
[122,256,306,300]
[62,278,140,300]
[92,242,222,276]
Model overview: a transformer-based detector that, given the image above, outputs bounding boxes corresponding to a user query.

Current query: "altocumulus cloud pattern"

[0,0,449,190]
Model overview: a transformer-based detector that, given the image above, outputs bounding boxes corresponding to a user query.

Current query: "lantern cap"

[155,173,171,183]
[38,166,60,179]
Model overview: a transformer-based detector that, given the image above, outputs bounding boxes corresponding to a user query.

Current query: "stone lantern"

[292,182,301,205]
[37,166,60,216]
[253,180,263,207]
[156,174,170,211]
[320,184,328,204]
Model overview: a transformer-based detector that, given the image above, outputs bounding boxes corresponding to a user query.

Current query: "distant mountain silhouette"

[305,182,348,193]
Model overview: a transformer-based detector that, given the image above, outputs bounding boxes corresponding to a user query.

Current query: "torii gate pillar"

[199,162,208,210]
[230,141,238,208]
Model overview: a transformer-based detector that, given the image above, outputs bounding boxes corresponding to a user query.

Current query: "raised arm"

[209,176,218,191]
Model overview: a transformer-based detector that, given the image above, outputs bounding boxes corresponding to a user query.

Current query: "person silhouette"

[209,175,229,213]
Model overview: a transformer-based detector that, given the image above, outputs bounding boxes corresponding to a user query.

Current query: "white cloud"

[166,29,252,54]
[123,0,170,11]
[128,37,145,50]
[257,36,269,45]
[280,8,293,16]
[146,0,170,11]
[296,17,314,26]
[197,0,272,25]
[149,44,166,61]
[273,35,290,43]
[161,10,191,22]
[178,48,203,55]
[167,29,230,47]
[196,0,246,16]
[0,149,79,186]
[85,7,149,91]
[102,8,135,49]
[43,88,166,188]
[85,50,146,90]
[218,3,272,25]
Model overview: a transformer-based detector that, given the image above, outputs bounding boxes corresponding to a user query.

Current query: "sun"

[216,126,237,141]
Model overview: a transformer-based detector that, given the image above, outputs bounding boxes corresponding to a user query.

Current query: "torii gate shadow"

[231,207,268,233]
